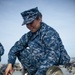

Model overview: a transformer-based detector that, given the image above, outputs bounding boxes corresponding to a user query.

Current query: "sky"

[0,0,75,64]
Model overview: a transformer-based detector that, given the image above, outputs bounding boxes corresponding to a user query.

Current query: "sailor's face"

[26,18,41,33]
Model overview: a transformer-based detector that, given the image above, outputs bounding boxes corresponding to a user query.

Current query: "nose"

[26,24,33,30]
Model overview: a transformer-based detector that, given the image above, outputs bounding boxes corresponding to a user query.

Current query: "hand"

[5,64,13,75]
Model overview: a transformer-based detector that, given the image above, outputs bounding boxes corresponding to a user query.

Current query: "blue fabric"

[0,43,4,62]
[21,7,41,25]
[8,22,70,75]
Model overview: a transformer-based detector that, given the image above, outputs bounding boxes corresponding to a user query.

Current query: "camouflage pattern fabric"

[8,22,70,75]
[21,7,41,25]
[0,43,4,61]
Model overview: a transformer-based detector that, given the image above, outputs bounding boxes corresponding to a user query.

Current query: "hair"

[36,12,42,20]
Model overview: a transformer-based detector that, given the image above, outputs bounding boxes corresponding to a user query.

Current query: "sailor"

[5,7,70,75]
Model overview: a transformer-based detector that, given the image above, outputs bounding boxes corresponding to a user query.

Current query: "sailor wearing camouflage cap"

[5,7,70,75]
[21,7,42,25]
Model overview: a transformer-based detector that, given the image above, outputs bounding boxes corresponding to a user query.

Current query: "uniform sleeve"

[0,43,4,62]
[8,33,29,65]
[0,43,4,56]
[42,30,70,65]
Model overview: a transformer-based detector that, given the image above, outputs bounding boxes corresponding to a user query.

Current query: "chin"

[31,30,37,33]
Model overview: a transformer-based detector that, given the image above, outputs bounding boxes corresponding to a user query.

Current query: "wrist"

[7,63,13,68]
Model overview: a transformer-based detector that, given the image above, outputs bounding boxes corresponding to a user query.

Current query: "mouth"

[30,28,37,32]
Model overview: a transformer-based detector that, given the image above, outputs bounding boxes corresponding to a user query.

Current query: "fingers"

[4,69,8,75]
[4,64,13,75]
[4,69,9,75]
[10,70,13,75]
[5,70,12,75]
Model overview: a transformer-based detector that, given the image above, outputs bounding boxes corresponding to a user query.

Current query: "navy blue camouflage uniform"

[8,22,70,75]
[8,7,70,75]
[0,43,4,62]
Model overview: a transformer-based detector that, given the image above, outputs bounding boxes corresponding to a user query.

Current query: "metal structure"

[46,66,63,75]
